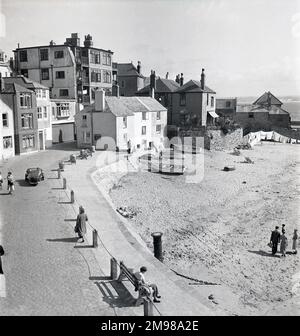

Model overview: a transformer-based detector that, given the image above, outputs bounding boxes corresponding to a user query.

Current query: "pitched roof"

[81,96,167,117]
[175,79,216,94]
[236,104,269,113]
[2,82,33,93]
[116,63,144,78]
[4,76,49,90]
[137,77,180,94]
[268,106,290,115]
[253,92,282,106]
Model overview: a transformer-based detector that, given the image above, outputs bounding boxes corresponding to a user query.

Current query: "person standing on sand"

[280,231,288,257]
[270,226,281,255]
[292,229,298,254]
[75,206,88,243]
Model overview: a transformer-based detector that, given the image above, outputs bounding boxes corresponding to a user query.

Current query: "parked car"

[25,168,45,185]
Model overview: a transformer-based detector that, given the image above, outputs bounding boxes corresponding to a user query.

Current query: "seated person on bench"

[134,266,161,303]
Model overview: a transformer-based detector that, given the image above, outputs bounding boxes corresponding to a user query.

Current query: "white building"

[0,50,12,78]
[0,92,15,160]
[75,89,167,151]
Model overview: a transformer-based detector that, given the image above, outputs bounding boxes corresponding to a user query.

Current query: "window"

[83,131,91,143]
[102,53,111,66]
[42,89,47,98]
[41,68,49,80]
[40,49,49,61]
[180,93,186,106]
[103,70,111,83]
[19,50,28,62]
[82,115,87,120]
[156,111,161,120]
[36,89,42,99]
[21,69,28,78]
[59,89,69,97]
[123,117,127,128]
[123,133,127,142]
[52,107,56,117]
[248,112,254,118]
[121,80,125,88]
[142,112,148,120]
[156,125,161,134]
[43,106,48,119]
[2,113,8,127]
[226,101,231,108]
[22,134,35,149]
[211,96,214,107]
[56,71,65,79]
[54,50,64,59]
[37,107,43,119]
[3,136,12,149]
[56,103,70,117]
[0,52,4,62]
[20,93,32,108]
[21,113,33,129]
[142,126,146,135]
[91,69,101,82]
[90,51,101,64]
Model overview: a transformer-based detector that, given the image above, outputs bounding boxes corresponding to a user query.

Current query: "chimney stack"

[201,68,205,90]
[150,70,156,98]
[180,73,184,86]
[95,89,105,112]
[137,61,141,74]
[166,72,169,79]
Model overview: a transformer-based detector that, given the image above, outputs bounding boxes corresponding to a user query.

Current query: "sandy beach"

[104,143,300,315]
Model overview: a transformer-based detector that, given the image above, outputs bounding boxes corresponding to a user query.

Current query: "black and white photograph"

[0,0,299,320]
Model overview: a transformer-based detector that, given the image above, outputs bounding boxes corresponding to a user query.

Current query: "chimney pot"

[201,68,205,90]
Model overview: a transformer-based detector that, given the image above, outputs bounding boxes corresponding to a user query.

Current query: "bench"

[117,261,153,306]
[79,149,92,160]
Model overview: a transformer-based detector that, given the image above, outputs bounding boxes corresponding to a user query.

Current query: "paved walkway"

[58,151,218,316]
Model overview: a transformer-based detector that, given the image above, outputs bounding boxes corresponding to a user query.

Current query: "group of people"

[0,171,15,194]
[270,224,298,257]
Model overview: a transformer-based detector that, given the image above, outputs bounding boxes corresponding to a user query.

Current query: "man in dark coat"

[270,226,281,255]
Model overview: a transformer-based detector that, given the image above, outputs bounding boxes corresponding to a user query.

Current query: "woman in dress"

[75,206,88,243]
[280,230,288,258]
[292,229,298,254]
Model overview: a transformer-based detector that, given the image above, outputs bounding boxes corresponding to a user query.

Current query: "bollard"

[63,178,67,189]
[57,168,61,179]
[151,232,163,262]
[70,190,74,203]
[143,299,154,316]
[110,258,118,280]
[93,229,98,248]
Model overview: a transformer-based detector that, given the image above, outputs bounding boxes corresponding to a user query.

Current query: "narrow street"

[0,144,114,315]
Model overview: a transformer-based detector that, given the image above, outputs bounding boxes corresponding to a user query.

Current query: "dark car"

[25,168,45,185]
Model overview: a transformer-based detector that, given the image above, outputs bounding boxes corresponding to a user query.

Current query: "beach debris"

[230,148,241,156]
[116,206,137,218]
[242,181,247,184]
[236,143,252,150]
[208,294,215,300]
[242,157,254,164]
[223,166,235,171]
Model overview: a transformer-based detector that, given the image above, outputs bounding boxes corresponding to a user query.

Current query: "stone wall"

[205,127,243,150]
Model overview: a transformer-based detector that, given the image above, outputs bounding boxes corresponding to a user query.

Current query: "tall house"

[0,50,12,77]
[114,61,145,96]
[64,33,113,104]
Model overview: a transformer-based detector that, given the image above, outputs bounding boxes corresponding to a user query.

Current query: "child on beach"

[292,229,298,254]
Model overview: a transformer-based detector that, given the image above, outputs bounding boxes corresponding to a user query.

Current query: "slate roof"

[236,104,289,115]
[2,82,33,94]
[116,63,144,78]
[82,96,167,117]
[174,80,216,94]
[4,76,49,90]
[137,78,180,94]
[253,92,282,106]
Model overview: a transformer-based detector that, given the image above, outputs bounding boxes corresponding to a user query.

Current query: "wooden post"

[93,229,98,248]
[70,190,74,203]
[110,258,118,280]
[63,178,67,189]
[143,299,154,316]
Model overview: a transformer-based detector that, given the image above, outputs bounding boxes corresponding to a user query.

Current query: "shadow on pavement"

[58,201,72,204]
[74,245,93,249]
[89,276,111,281]
[64,219,76,222]
[248,250,281,258]
[15,179,35,187]
[47,237,78,243]
[94,280,136,308]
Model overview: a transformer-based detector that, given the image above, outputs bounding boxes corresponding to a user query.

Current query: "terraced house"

[13,33,113,143]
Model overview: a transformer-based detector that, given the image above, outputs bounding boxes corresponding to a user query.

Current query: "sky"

[0,0,300,97]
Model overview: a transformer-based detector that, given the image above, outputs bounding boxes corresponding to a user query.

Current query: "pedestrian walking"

[280,231,288,257]
[281,224,286,235]
[75,206,88,243]
[0,171,3,190]
[134,266,161,303]
[7,171,14,195]
[270,226,281,255]
[292,229,298,254]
